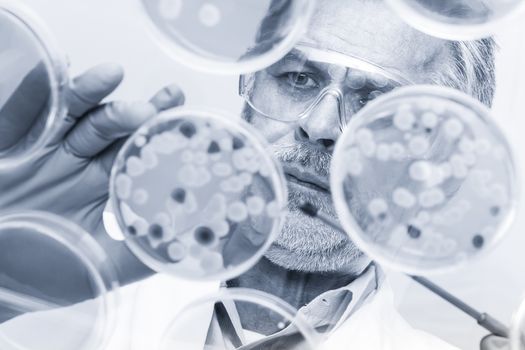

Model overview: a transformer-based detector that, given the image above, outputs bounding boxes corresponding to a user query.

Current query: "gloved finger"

[64,101,157,158]
[0,61,49,151]
[98,139,127,175]
[149,83,185,112]
[480,334,510,350]
[66,63,124,118]
[97,84,186,174]
[48,63,125,146]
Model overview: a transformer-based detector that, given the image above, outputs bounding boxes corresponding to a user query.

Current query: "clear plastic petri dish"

[385,0,525,40]
[331,85,518,275]
[511,297,525,350]
[0,1,68,170]
[138,0,315,75]
[158,288,319,350]
[0,211,119,350]
[110,108,287,281]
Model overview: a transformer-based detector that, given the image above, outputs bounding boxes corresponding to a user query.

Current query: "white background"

[18,0,525,349]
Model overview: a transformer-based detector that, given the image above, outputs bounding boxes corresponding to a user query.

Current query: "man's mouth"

[282,164,331,193]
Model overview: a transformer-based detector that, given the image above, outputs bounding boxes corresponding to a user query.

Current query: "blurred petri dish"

[385,0,525,40]
[139,0,315,74]
[331,85,518,275]
[0,211,119,350]
[159,288,319,350]
[0,2,68,169]
[110,109,287,281]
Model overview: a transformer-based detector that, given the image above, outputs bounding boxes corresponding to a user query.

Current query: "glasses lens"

[241,47,406,124]
[340,70,403,126]
[242,52,323,122]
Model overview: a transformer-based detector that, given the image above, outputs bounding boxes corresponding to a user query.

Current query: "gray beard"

[242,105,368,273]
[264,183,367,273]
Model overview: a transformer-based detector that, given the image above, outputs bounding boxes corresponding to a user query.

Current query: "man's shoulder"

[325,281,460,350]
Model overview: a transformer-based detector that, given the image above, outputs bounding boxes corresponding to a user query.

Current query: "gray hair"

[446,39,497,107]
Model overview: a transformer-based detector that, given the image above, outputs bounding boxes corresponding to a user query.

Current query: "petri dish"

[158,288,319,350]
[331,85,518,275]
[110,108,287,281]
[0,1,68,169]
[512,297,525,350]
[0,211,119,350]
[385,0,525,40]
[139,0,315,74]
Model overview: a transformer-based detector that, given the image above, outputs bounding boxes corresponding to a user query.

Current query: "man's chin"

[264,208,367,274]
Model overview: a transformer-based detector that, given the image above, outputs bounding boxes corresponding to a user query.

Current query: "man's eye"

[286,72,318,89]
[359,90,384,106]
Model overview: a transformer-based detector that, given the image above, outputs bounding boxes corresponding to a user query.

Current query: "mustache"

[271,142,332,177]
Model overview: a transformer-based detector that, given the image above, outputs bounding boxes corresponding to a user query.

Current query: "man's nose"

[295,91,343,151]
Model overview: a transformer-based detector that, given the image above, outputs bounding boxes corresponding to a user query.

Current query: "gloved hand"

[480,334,510,350]
[0,62,185,285]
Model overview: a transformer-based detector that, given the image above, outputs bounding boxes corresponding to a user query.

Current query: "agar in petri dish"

[331,85,517,275]
[158,288,319,350]
[511,297,525,350]
[110,109,287,281]
[385,0,525,40]
[0,211,119,350]
[139,0,315,74]
[0,2,68,169]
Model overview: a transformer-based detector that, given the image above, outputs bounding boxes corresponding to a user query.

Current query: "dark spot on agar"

[407,225,421,239]
[179,122,196,138]
[171,188,186,203]
[232,137,245,150]
[194,227,215,246]
[490,206,500,216]
[425,128,432,134]
[472,234,484,249]
[412,122,419,129]
[149,224,164,239]
[378,212,387,221]
[207,141,221,154]
[127,226,137,235]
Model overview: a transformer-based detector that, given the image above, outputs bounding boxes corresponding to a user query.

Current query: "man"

[0,0,505,348]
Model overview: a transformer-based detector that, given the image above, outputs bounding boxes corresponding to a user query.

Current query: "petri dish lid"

[158,288,319,350]
[0,211,119,350]
[0,1,68,170]
[110,108,288,281]
[512,296,525,350]
[330,85,518,275]
[138,0,315,74]
[385,0,525,40]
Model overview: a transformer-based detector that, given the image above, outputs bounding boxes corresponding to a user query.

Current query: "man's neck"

[226,257,363,335]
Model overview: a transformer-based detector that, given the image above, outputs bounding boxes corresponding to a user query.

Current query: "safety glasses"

[239,42,413,128]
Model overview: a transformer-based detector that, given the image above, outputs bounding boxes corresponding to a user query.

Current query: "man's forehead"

[300,0,452,82]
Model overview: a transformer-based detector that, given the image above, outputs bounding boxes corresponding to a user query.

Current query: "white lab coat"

[0,274,459,350]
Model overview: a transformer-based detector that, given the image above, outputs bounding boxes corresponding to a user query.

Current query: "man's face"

[244,0,454,273]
